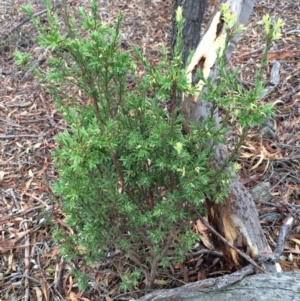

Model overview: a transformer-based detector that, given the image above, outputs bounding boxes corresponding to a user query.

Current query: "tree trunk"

[172,0,207,67]
[172,0,275,270]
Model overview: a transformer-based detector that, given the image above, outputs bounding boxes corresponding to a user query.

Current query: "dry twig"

[0,3,61,42]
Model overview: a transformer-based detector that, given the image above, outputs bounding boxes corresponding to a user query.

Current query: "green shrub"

[16,0,281,291]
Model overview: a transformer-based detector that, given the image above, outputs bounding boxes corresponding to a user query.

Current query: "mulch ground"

[0,0,300,300]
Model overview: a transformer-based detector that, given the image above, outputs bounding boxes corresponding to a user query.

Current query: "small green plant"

[17,0,282,291]
[69,269,89,292]
[14,50,31,66]
[120,269,141,292]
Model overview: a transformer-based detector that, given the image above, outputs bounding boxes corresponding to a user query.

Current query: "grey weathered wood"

[137,272,300,301]
[166,272,300,301]
[136,269,300,301]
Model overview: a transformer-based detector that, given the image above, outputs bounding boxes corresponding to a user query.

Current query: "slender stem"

[170,82,177,133]
[208,128,248,184]
[90,89,105,132]
[147,233,175,289]
[110,152,136,203]
[115,227,150,285]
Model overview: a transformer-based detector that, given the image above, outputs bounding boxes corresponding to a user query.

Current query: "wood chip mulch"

[0,0,299,300]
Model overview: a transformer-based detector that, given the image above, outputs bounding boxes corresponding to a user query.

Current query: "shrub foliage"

[17,0,279,291]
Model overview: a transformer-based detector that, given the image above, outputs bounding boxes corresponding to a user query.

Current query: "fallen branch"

[137,271,300,301]
[136,265,256,301]
[255,215,294,264]
[0,3,61,42]
[260,60,281,99]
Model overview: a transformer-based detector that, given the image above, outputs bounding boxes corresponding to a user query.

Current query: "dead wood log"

[136,271,300,301]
